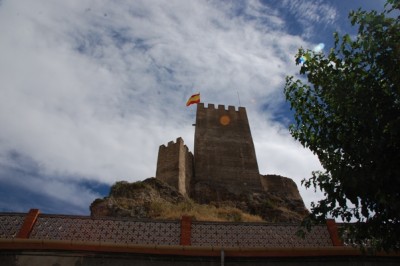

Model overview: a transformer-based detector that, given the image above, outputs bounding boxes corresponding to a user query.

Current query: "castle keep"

[157,103,266,202]
[193,103,262,202]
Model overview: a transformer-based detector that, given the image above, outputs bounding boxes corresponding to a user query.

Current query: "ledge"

[1,239,399,258]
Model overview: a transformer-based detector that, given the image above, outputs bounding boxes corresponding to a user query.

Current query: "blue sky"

[0,0,388,215]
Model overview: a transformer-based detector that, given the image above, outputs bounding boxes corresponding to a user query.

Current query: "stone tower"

[155,137,193,196]
[191,103,262,203]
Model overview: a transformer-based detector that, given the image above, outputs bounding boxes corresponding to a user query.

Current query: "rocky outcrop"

[90,178,264,222]
[90,175,308,223]
[190,174,308,223]
[260,174,309,221]
[90,178,186,218]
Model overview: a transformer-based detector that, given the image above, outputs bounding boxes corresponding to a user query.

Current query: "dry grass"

[105,179,264,222]
[148,199,263,222]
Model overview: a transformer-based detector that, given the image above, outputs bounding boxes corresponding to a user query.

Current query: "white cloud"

[0,0,324,213]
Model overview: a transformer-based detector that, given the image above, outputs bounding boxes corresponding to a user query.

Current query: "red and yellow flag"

[186,93,200,106]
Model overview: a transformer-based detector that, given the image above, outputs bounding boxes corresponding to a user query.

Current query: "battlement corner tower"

[192,103,262,203]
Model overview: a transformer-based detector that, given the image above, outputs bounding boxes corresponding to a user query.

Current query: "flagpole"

[237,90,241,107]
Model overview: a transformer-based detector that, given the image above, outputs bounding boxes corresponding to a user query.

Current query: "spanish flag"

[186,93,200,106]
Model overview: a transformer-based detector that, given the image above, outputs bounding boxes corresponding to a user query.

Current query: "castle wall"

[260,175,303,201]
[182,143,194,196]
[260,174,309,217]
[192,103,262,202]
[156,137,193,196]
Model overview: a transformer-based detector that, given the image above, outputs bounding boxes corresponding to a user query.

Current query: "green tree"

[284,0,400,252]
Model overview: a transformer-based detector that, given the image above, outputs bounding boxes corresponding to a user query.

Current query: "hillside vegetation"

[91,178,263,222]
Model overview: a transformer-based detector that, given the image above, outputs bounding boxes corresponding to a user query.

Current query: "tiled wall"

[0,211,337,248]
[191,222,332,248]
[0,213,26,239]
[30,215,181,245]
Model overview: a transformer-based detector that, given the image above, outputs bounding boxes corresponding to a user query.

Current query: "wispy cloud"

[279,0,338,38]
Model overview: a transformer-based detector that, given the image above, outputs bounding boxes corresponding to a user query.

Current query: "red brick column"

[16,209,40,239]
[180,216,192,246]
[326,219,343,246]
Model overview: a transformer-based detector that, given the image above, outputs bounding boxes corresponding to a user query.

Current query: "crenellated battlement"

[197,103,246,113]
[159,137,185,149]
[196,103,248,130]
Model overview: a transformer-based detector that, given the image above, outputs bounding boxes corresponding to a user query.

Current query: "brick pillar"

[180,216,192,246]
[16,209,40,239]
[326,219,343,246]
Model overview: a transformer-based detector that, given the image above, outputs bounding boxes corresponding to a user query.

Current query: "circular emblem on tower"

[219,115,231,126]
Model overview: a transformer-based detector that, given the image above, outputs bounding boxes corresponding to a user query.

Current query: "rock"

[191,177,308,223]
[90,178,186,218]
[90,175,308,222]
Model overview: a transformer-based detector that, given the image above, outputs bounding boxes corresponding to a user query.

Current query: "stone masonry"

[156,137,193,196]
[192,103,262,202]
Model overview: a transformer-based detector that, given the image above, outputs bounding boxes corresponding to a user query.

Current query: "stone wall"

[260,174,303,201]
[156,137,193,196]
[260,174,309,218]
[182,139,194,196]
[192,103,262,202]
